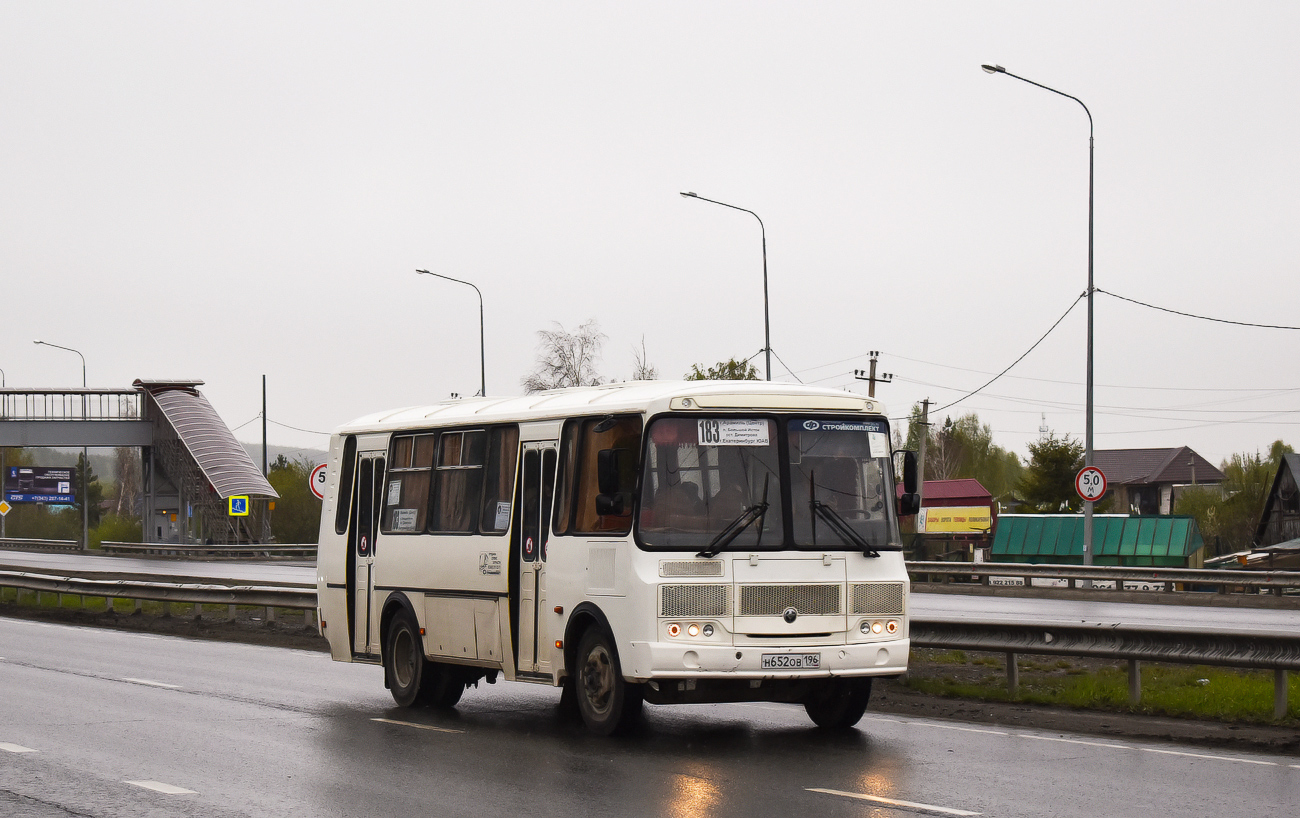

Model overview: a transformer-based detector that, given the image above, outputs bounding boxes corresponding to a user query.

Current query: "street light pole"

[981,64,1096,566]
[33,339,89,551]
[680,192,771,381]
[415,270,486,397]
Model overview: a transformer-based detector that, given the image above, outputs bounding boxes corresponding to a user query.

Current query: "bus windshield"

[636,415,901,552]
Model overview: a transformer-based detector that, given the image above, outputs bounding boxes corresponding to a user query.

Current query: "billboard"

[918,505,992,534]
[4,466,77,504]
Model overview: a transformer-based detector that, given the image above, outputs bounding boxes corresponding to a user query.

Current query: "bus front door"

[347,454,384,657]
[514,442,557,675]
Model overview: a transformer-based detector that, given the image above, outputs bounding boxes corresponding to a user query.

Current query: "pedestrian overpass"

[0,380,277,544]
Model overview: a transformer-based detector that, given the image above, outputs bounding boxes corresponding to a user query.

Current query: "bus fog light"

[687,624,700,637]
[702,624,714,638]
[871,621,883,634]
[667,623,681,638]
[886,620,899,634]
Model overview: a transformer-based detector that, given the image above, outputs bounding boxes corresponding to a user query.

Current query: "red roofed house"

[900,478,995,560]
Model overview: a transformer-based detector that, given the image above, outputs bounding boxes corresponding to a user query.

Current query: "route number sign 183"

[1075,466,1107,503]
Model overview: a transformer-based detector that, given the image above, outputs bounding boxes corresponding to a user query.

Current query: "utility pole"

[262,375,268,477]
[853,351,893,398]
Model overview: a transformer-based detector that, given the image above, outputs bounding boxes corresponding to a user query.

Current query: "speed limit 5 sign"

[1075,466,1107,503]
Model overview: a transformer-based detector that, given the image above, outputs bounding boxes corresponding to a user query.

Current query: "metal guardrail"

[99,541,316,559]
[906,560,1300,594]
[0,538,81,553]
[910,617,1299,719]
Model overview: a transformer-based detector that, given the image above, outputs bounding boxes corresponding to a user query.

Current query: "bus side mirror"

[895,450,920,517]
[596,448,632,517]
[597,449,625,494]
[900,450,918,494]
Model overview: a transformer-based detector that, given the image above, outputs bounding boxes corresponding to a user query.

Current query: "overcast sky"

[3,2,1297,467]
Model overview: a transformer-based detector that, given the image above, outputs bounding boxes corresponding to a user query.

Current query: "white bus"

[315,380,919,734]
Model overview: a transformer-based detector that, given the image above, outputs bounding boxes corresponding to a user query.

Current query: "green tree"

[1017,433,1085,512]
[74,452,104,529]
[684,358,760,381]
[267,455,322,544]
[1175,440,1292,556]
[900,407,1022,503]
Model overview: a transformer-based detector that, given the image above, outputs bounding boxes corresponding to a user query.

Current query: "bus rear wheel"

[385,610,427,708]
[419,663,465,709]
[575,627,643,735]
[804,677,872,729]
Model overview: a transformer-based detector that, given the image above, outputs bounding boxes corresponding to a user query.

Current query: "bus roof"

[333,380,888,436]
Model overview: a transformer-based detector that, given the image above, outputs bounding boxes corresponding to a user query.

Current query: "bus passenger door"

[348,454,384,657]
[513,441,557,675]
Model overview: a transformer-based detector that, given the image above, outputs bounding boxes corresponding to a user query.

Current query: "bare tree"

[631,335,658,381]
[522,320,607,393]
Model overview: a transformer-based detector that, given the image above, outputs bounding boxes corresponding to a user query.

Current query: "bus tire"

[575,626,643,735]
[384,610,427,708]
[419,663,465,709]
[803,677,871,729]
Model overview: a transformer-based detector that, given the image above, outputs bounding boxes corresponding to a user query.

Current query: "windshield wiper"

[811,500,880,558]
[697,474,770,558]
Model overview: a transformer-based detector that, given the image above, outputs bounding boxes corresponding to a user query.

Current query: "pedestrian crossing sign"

[228,496,250,516]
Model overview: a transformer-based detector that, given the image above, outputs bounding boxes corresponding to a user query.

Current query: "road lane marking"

[371,718,463,734]
[121,678,181,689]
[808,788,981,816]
[125,780,197,794]
[1,743,37,753]
[1141,748,1277,766]
[1019,735,1130,750]
[923,723,1008,736]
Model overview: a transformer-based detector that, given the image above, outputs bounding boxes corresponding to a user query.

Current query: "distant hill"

[240,443,329,468]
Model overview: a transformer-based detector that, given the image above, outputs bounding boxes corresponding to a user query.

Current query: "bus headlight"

[702,624,714,637]
[871,621,884,634]
[687,624,700,637]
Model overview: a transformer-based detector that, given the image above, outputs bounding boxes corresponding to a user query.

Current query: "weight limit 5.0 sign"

[1075,466,1107,503]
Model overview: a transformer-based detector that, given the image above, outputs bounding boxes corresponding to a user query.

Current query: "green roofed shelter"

[992,514,1206,569]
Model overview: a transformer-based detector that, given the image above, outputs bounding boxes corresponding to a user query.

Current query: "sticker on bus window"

[697,419,769,446]
[387,481,401,506]
[494,501,511,530]
[392,508,418,531]
[868,432,890,457]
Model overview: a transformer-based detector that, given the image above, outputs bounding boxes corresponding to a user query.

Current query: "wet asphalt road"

[2,617,1297,818]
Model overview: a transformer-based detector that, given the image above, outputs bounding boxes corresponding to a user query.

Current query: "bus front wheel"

[575,627,643,735]
[385,610,427,708]
[804,677,872,729]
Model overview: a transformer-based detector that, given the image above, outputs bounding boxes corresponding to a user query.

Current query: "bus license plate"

[761,653,820,669]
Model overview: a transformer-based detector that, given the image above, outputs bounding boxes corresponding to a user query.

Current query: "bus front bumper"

[622,637,909,680]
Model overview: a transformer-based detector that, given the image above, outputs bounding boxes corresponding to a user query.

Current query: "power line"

[932,292,1085,415]
[266,418,330,436]
[1099,288,1300,330]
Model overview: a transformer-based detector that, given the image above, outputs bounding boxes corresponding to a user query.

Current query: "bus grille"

[660,584,730,618]
[850,582,905,615]
[659,560,724,577]
[738,584,841,617]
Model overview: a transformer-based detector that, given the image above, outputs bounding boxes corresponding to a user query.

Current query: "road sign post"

[1075,466,1107,503]
[309,464,327,501]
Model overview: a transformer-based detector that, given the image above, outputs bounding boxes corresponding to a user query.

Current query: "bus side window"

[381,433,435,534]
[429,430,488,533]
[560,415,642,535]
[334,435,357,535]
[478,425,519,534]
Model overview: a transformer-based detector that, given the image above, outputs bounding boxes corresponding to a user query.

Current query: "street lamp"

[680,191,772,381]
[415,270,486,397]
[33,339,89,551]
[982,63,1096,566]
